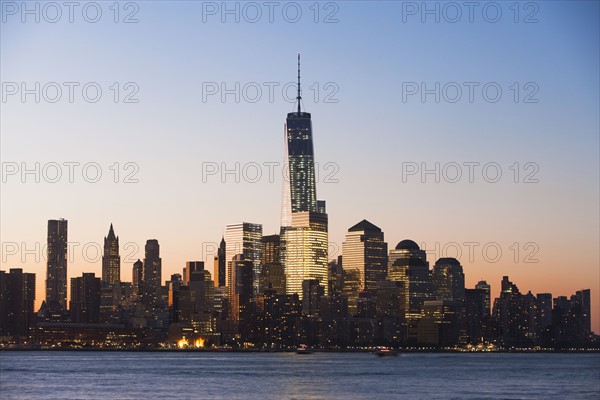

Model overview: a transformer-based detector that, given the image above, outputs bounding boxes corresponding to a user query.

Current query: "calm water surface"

[1,352,599,399]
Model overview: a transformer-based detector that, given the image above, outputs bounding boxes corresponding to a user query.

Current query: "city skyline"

[2,2,599,334]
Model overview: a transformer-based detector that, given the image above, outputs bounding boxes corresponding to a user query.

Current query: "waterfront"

[1,352,599,399]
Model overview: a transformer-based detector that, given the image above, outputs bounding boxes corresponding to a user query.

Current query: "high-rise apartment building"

[46,219,68,311]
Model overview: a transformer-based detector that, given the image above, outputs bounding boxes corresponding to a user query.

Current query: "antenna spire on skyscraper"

[297,53,302,113]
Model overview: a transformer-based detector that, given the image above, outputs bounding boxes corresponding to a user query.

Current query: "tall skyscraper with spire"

[46,219,68,311]
[280,54,318,227]
[281,55,328,298]
[102,224,121,286]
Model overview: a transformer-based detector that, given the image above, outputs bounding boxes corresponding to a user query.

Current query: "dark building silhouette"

[228,255,253,340]
[142,240,162,308]
[388,240,435,342]
[46,219,68,311]
[168,274,196,325]
[132,259,143,298]
[217,237,226,287]
[261,291,302,347]
[550,289,593,346]
[375,280,405,344]
[418,300,464,346]
[574,289,591,336]
[342,268,361,317]
[432,258,465,302]
[102,224,120,286]
[537,293,553,330]
[475,280,491,317]
[187,265,215,323]
[302,279,324,316]
[328,257,343,296]
[0,271,4,334]
[465,288,487,344]
[70,273,101,323]
[260,263,286,295]
[183,261,204,286]
[493,277,538,346]
[261,234,281,265]
[0,269,36,339]
[259,235,285,295]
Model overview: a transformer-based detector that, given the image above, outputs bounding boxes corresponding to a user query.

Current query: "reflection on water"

[1,352,599,399]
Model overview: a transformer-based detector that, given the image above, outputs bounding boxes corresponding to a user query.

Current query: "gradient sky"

[1,1,599,331]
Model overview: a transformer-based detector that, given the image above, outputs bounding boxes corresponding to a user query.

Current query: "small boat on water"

[374,347,397,357]
[296,344,313,354]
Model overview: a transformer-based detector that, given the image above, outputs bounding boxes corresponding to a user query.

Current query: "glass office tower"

[280,55,328,298]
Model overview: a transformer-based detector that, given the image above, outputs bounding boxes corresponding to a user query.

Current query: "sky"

[1,1,599,331]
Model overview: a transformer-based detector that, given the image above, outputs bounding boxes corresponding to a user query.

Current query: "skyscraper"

[70,272,101,323]
[388,239,427,266]
[101,224,120,286]
[227,255,253,328]
[183,261,204,286]
[280,54,318,227]
[261,234,281,266]
[342,220,388,293]
[217,237,226,287]
[536,293,553,329]
[475,280,491,317]
[283,211,329,298]
[132,259,143,297]
[0,269,36,338]
[302,279,324,316]
[574,289,591,336]
[387,240,435,342]
[259,235,285,295]
[224,223,262,297]
[280,55,329,298]
[142,239,162,308]
[432,258,465,302]
[46,219,68,311]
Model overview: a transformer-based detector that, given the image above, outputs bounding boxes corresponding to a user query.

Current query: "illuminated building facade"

[280,56,329,299]
[342,220,388,313]
[283,211,328,299]
[225,223,262,297]
[280,56,317,227]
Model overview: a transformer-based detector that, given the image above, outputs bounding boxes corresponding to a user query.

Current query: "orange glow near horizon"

[17,245,599,334]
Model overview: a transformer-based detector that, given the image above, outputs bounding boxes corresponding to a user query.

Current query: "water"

[1,352,599,399]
